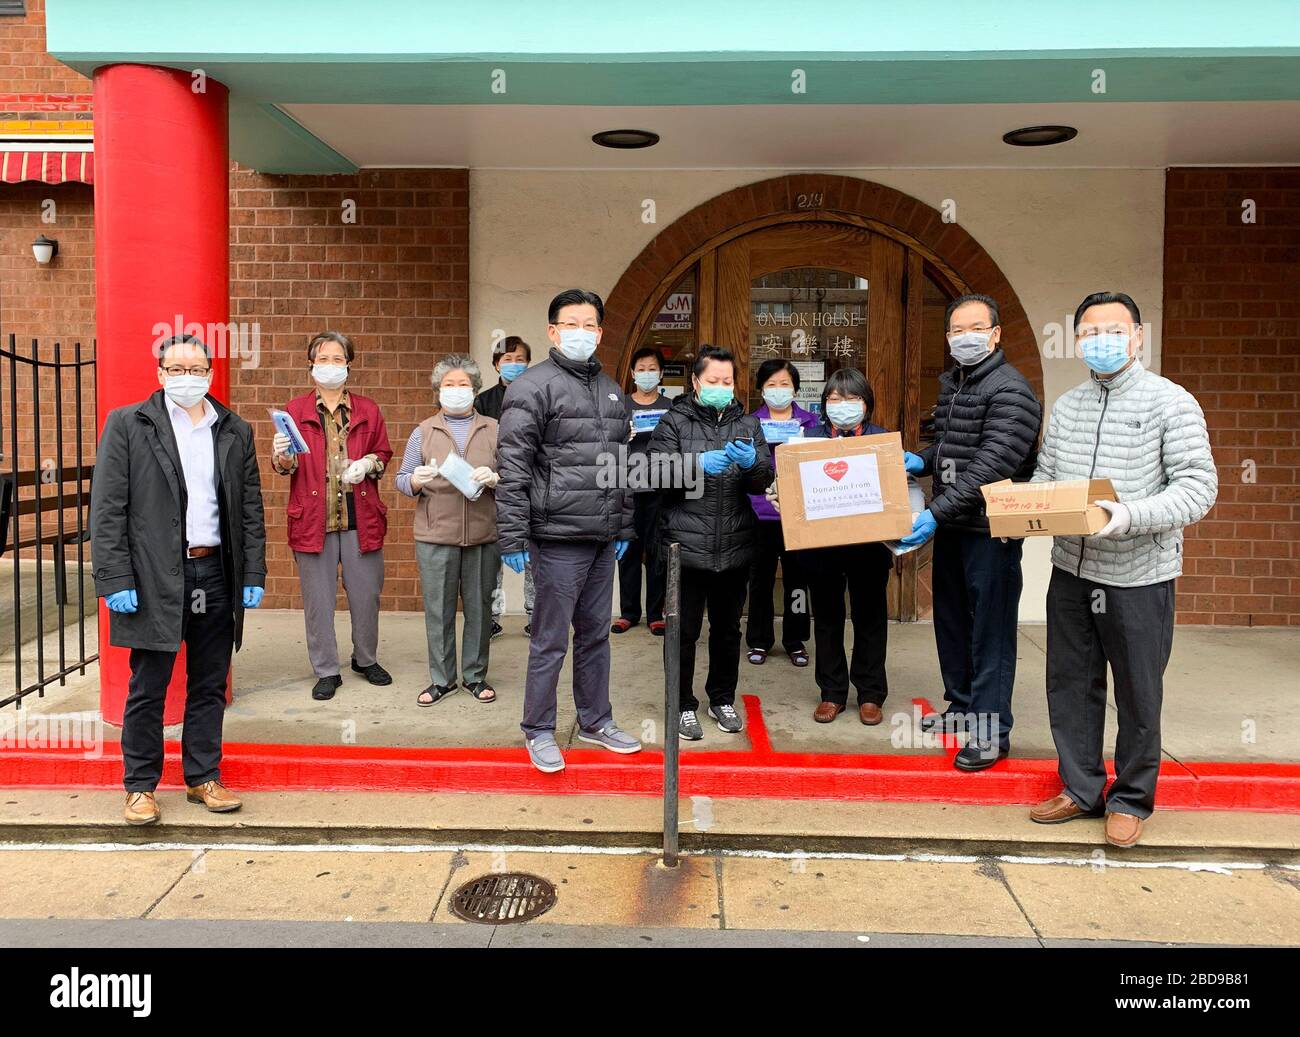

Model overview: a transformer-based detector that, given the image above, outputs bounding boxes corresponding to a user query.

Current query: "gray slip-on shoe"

[526,733,565,773]
[576,722,643,754]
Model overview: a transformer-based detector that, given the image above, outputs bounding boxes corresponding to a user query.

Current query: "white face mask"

[947,331,992,367]
[163,375,209,409]
[312,363,349,389]
[439,386,475,413]
[633,370,662,392]
[557,328,598,362]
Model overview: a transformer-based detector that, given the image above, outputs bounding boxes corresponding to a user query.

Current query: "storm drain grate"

[448,872,557,924]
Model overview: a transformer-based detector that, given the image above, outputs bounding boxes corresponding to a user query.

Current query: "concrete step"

[3,789,1298,864]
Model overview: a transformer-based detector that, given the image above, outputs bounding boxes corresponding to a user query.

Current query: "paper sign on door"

[798,453,884,520]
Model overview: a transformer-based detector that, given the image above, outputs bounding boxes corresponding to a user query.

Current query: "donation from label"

[799,453,884,520]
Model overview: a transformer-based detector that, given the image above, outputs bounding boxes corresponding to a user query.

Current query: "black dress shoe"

[351,658,392,686]
[954,740,1009,771]
[312,675,342,700]
[921,709,968,733]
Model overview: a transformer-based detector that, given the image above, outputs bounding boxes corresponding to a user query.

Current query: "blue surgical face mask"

[825,400,865,429]
[698,385,733,410]
[557,327,598,362]
[633,370,662,392]
[762,387,795,410]
[1080,331,1131,374]
[499,362,527,383]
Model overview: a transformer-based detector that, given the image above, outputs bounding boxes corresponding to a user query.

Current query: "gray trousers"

[1045,566,1175,819]
[294,530,384,678]
[492,558,535,619]
[416,540,499,688]
[520,539,616,739]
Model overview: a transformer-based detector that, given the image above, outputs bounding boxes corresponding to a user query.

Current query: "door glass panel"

[632,266,696,400]
[749,267,868,418]
[918,268,955,448]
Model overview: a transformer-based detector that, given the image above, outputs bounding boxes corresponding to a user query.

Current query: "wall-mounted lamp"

[32,235,58,265]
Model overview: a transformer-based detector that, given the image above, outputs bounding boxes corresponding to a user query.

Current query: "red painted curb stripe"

[3,696,1298,813]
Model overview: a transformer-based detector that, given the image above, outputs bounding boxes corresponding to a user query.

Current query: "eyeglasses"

[552,321,600,332]
[312,356,349,365]
[162,365,211,377]
[947,325,995,337]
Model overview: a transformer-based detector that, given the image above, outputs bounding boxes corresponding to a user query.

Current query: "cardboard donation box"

[775,432,913,551]
[980,478,1117,538]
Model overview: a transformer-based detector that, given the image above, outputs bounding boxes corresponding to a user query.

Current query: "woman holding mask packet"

[396,354,502,707]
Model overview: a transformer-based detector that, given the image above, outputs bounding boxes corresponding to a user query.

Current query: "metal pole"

[662,541,681,867]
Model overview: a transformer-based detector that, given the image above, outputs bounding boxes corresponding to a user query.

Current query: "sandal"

[747,649,768,665]
[462,681,497,703]
[417,683,457,707]
[788,646,810,668]
[649,620,666,636]
[610,618,635,634]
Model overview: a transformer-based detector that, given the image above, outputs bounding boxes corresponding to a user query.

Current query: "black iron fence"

[0,334,97,708]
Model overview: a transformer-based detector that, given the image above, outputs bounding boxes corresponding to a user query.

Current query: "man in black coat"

[496,289,641,773]
[91,335,267,825]
[901,293,1042,771]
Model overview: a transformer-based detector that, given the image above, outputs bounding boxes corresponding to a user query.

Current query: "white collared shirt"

[167,397,221,549]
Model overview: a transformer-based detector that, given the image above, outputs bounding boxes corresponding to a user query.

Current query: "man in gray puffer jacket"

[497,289,641,773]
[1029,292,1217,848]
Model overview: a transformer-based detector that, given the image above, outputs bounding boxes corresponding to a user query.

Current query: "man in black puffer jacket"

[903,293,1042,771]
[648,345,772,740]
[497,289,640,773]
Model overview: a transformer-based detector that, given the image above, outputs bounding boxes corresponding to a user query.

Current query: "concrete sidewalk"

[11,609,1299,765]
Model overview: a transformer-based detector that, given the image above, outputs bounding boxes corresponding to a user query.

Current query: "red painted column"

[93,65,230,726]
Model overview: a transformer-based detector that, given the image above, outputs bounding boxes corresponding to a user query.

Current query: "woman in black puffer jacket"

[648,345,772,742]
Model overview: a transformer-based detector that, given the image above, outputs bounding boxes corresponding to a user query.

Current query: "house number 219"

[796,192,825,209]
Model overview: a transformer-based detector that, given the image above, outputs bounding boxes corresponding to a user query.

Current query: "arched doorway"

[602,175,1040,620]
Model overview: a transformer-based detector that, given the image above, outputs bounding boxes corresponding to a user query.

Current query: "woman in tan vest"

[395,354,501,705]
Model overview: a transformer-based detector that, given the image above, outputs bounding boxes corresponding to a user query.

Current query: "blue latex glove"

[699,450,731,476]
[903,451,925,475]
[503,550,529,574]
[243,586,264,608]
[614,539,629,561]
[899,508,938,547]
[104,589,138,613]
[724,440,757,469]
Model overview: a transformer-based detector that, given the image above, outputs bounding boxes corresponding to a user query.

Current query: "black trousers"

[931,528,1024,750]
[1046,567,1175,819]
[618,493,665,624]
[672,564,749,712]
[122,555,233,791]
[745,519,811,652]
[807,543,891,706]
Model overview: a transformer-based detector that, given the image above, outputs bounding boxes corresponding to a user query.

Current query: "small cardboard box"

[980,478,1117,538]
[776,432,913,550]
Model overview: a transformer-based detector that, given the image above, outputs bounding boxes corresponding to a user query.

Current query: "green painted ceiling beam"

[45,0,1300,173]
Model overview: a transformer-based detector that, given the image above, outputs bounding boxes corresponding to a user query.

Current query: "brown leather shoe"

[1030,793,1103,824]
[186,780,242,813]
[813,701,846,723]
[858,703,883,726]
[1105,811,1143,848]
[124,791,160,826]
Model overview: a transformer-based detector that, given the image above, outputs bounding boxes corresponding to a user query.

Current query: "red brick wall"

[0,0,91,96]
[1162,167,1300,626]
[228,168,471,610]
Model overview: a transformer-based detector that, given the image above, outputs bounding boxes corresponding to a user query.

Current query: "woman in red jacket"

[271,331,394,701]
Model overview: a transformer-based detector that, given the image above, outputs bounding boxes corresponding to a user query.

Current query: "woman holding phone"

[647,345,772,741]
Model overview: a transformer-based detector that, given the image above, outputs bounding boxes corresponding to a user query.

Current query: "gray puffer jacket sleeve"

[1123,386,1217,536]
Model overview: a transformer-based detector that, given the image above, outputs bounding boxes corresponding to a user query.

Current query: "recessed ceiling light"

[592,129,660,150]
[1002,125,1078,147]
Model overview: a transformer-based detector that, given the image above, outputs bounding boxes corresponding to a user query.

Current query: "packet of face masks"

[437,451,484,501]
[268,408,310,454]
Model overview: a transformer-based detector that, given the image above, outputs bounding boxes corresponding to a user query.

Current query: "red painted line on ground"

[3,696,1298,812]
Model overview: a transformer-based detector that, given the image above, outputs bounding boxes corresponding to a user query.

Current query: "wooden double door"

[623,217,961,620]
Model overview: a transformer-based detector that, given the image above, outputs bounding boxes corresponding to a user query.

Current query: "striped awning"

[0,148,94,185]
